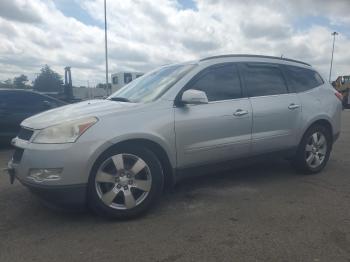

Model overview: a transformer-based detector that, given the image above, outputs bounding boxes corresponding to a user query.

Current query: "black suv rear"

[0,89,66,144]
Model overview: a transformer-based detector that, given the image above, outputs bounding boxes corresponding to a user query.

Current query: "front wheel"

[292,125,332,174]
[88,145,164,219]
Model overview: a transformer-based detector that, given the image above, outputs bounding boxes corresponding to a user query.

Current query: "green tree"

[33,65,63,92]
[13,74,28,89]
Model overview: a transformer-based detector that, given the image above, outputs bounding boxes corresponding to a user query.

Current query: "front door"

[174,63,252,168]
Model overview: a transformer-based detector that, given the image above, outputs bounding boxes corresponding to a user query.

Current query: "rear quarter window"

[284,65,324,93]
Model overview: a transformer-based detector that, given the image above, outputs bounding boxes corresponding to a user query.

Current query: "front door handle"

[288,103,300,110]
[233,109,248,116]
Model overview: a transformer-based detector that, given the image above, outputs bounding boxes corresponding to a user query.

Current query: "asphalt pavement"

[0,111,349,262]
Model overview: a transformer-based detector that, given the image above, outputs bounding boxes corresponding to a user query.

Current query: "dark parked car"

[0,89,66,143]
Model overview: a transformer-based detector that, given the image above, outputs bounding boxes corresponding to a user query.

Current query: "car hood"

[22,99,142,129]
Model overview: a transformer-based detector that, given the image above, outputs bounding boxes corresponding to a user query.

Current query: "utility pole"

[87,80,91,99]
[104,0,110,95]
[329,31,338,83]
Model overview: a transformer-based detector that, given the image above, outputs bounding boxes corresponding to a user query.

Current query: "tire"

[88,145,164,219]
[292,124,332,174]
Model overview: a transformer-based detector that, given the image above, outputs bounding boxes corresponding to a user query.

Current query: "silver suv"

[8,55,342,219]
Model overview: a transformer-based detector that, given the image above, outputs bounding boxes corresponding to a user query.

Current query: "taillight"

[335,91,343,102]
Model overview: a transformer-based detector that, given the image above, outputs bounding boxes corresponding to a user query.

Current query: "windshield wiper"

[109,97,131,102]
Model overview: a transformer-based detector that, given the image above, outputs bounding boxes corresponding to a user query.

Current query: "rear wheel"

[88,145,164,219]
[292,125,332,174]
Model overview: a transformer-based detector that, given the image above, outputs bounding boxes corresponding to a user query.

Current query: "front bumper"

[9,137,100,186]
[7,159,87,208]
[7,136,106,208]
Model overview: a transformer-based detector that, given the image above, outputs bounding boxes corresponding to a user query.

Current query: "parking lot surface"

[0,111,350,262]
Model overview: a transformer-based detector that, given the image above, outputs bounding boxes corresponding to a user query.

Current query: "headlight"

[32,117,98,144]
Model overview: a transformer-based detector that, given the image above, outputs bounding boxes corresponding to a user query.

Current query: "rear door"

[240,63,302,154]
[174,63,252,168]
[283,64,326,116]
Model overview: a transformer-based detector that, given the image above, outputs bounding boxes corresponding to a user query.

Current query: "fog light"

[28,168,62,182]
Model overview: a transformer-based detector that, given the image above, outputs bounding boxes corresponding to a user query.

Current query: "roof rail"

[199,54,311,66]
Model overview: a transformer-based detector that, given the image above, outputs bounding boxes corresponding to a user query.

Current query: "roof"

[199,54,311,66]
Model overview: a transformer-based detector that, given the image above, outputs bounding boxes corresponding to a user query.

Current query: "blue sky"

[54,0,199,27]
[178,0,197,10]
[53,0,101,27]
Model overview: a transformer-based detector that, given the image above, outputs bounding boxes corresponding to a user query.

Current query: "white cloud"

[0,0,349,86]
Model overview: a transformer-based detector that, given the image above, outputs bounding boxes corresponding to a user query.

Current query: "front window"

[188,64,242,101]
[108,64,196,103]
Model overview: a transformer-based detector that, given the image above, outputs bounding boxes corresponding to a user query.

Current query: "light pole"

[104,0,110,95]
[329,31,338,83]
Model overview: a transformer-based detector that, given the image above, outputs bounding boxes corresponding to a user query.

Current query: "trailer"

[111,71,143,93]
[333,75,350,107]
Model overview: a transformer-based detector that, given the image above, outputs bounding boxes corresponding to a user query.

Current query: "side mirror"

[181,89,208,105]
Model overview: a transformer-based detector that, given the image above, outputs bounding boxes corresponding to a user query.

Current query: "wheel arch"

[301,118,333,144]
[88,138,176,189]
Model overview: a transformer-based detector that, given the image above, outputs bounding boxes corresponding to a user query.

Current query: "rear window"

[284,66,324,93]
[242,64,288,97]
[0,91,57,108]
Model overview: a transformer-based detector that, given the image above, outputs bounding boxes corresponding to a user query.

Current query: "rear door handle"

[288,103,300,110]
[233,109,248,116]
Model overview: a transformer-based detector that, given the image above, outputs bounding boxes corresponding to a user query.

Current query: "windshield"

[108,64,195,103]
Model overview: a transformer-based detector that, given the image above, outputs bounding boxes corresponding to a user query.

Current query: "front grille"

[12,148,24,163]
[17,128,34,141]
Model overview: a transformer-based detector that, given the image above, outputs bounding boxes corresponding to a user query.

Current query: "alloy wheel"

[305,132,327,169]
[95,153,152,210]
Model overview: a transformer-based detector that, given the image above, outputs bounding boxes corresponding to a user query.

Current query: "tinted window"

[284,66,324,92]
[0,91,45,109]
[124,73,132,84]
[0,91,9,108]
[243,64,288,97]
[189,64,242,101]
